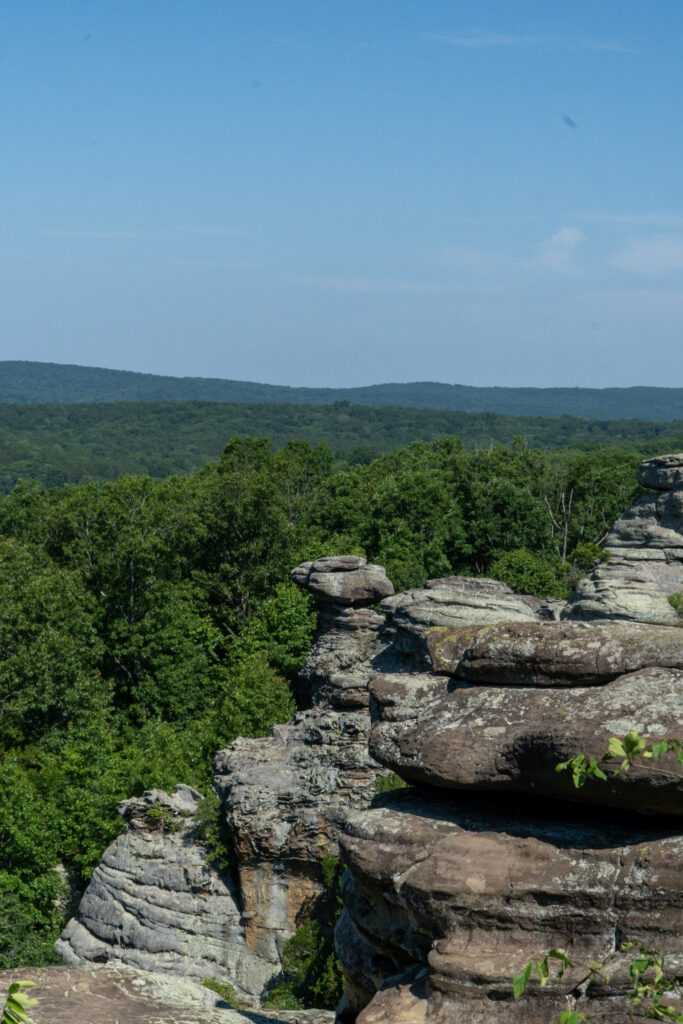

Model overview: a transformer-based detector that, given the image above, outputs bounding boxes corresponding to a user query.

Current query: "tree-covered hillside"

[1,399,682,491]
[3,361,683,420]
[0,435,658,970]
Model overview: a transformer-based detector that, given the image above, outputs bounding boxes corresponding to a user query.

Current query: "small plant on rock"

[1,981,38,1024]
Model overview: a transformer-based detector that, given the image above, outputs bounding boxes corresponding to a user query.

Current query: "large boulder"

[56,787,274,1002]
[426,620,683,686]
[291,557,394,607]
[337,791,683,1024]
[637,453,683,492]
[368,667,683,814]
[379,576,558,654]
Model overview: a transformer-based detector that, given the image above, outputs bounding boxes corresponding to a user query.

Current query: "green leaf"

[513,963,533,999]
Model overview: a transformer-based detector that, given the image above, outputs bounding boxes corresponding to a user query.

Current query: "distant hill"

[3,361,683,421]
[0,399,682,492]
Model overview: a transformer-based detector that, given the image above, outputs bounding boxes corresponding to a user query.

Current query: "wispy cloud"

[426,31,633,53]
[436,226,585,277]
[610,234,683,275]
[536,226,585,273]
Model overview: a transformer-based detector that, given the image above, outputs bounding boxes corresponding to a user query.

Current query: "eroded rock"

[3,963,335,1024]
[212,708,381,970]
[638,453,683,492]
[379,576,551,654]
[368,667,683,813]
[291,557,394,607]
[337,790,683,1024]
[56,786,272,1003]
[426,620,683,686]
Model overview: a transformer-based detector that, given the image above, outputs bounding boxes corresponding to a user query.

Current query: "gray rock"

[56,787,273,1003]
[379,576,540,651]
[368,667,683,814]
[606,489,683,552]
[4,963,335,1024]
[426,620,683,686]
[564,454,683,623]
[291,558,394,607]
[637,452,683,491]
[212,707,383,969]
[297,606,390,709]
[563,560,681,624]
[337,791,683,1024]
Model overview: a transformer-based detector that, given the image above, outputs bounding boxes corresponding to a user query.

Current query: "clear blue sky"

[2,1,683,388]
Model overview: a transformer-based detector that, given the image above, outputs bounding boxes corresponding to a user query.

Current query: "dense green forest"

[3,361,683,420]
[1,399,683,490]
[0,433,654,971]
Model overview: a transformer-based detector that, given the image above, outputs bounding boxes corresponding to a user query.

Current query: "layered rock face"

[56,786,273,1002]
[564,453,683,624]
[336,465,683,1022]
[209,558,400,990]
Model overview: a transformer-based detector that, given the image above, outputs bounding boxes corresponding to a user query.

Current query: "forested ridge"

[0,433,666,971]
[3,361,683,420]
[1,398,683,491]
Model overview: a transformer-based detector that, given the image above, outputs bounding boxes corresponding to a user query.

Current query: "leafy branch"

[556,731,683,789]
[1,981,38,1024]
[513,944,683,1022]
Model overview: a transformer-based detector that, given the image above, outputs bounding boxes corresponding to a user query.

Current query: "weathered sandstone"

[638,452,683,491]
[564,454,683,623]
[212,708,381,968]
[3,963,334,1024]
[380,576,560,654]
[368,667,683,814]
[291,556,394,607]
[56,786,273,1002]
[336,791,683,1023]
[426,619,683,686]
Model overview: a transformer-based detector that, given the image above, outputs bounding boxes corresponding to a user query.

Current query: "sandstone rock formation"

[335,455,683,1023]
[564,453,683,624]
[369,663,683,814]
[379,575,562,656]
[56,786,274,1003]
[426,619,683,686]
[337,792,683,1024]
[3,963,334,1024]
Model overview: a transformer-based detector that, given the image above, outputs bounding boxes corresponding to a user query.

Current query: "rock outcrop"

[56,786,274,1002]
[335,455,683,1023]
[379,575,562,657]
[564,453,683,624]
[2,963,334,1024]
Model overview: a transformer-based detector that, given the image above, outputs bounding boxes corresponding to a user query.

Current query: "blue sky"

[2,1,683,388]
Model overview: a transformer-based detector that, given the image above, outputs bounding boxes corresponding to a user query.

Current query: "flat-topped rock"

[368,667,683,814]
[426,620,683,686]
[291,558,394,606]
[2,964,336,1024]
[638,452,683,491]
[380,576,544,650]
[606,489,683,552]
[337,790,683,1024]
